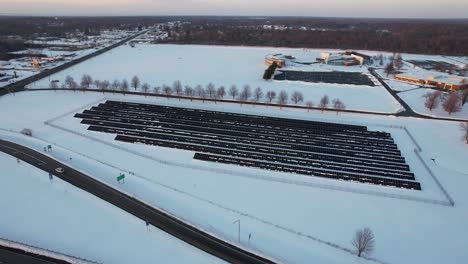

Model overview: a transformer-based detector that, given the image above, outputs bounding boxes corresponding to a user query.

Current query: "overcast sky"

[1,0,467,18]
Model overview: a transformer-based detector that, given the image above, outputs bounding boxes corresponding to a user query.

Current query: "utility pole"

[233,219,240,243]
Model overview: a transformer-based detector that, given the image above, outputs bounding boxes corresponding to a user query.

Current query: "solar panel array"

[74,100,421,190]
[274,71,376,86]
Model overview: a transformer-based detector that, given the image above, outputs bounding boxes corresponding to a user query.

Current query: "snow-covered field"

[373,68,468,120]
[399,88,468,119]
[0,150,222,264]
[1,90,468,264]
[28,44,403,113]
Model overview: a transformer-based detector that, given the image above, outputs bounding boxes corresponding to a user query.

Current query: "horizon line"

[1,14,468,20]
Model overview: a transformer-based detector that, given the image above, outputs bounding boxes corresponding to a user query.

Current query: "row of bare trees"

[52,74,347,112]
[424,90,468,144]
[423,90,465,115]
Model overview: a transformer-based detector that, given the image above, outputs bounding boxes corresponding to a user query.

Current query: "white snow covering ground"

[1,90,468,264]
[0,48,98,89]
[0,150,222,264]
[28,45,403,113]
[398,88,468,120]
[372,68,468,120]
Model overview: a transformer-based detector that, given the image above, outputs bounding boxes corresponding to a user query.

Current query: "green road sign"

[117,174,125,182]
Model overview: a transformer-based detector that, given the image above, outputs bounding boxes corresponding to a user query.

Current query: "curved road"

[369,67,468,122]
[0,139,276,264]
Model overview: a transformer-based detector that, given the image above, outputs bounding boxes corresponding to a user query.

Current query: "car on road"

[55,167,65,174]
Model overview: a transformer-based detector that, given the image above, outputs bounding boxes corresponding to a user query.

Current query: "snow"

[398,88,468,119]
[28,44,403,113]
[0,28,148,89]
[1,90,468,264]
[0,150,223,264]
[0,48,97,88]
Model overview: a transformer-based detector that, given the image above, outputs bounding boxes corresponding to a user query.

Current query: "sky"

[0,0,467,18]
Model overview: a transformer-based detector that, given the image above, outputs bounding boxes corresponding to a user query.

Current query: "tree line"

[423,89,467,115]
[51,74,346,113]
[160,17,468,56]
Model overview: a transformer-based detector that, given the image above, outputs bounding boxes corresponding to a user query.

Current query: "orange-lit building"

[394,73,468,90]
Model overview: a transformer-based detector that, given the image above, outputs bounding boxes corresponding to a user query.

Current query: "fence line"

[404,127,423,152]
[45,120,453,207]
[0,236,100,264]
[414,149,455,206]
[28,130,386,264]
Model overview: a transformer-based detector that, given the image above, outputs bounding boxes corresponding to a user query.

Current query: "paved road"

[0,246,67,264]
[0,139,276,264]
[369,67,468,122]
[0,30,148,97]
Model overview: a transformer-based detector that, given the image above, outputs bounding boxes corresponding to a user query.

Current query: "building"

[265,54,287,68]
[345,51,372,65]
[395,72,468,90]
[320,52,361,66]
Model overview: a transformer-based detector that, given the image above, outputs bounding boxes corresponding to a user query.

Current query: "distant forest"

[1,16,468,57]
[162,17,468,56]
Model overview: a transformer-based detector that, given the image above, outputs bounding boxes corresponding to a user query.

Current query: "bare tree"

[153,86,161,95]
[111,79,121,90]
[319,95,330,112]
[266,90,276,103]
[443,92,462,115]
[93,79,101,89]
[393,53,403,70]
[99,80,110,93]
[305,101,314,112]
[195,85,205,97]
[68,79,78,90]
[239,85,252,101]
[131,75,140,90]
[461,122,468,144]
[384,63,395,77]
[80,74,93,89]
[184,85,194,101]
[163,85,173,97]
[206,82,216,98]
[173,81,183,99]
[253,87,263,102]
[120,79,129,95]
[423,91,441,111]
[277,90,288,108]
[291,91,304,104]
[229,85,239,99]
[352,227,375,257]
[217,86,226,99]
[49,81,59,89]
[64,76,75,89]
[142,83,150,96]
[332,98,346,114]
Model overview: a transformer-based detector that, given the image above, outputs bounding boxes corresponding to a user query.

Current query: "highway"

[0,246,68,264]
[0,139,276,264]
[0,30,148,97]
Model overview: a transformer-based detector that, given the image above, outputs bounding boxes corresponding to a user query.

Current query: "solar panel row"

[84,106,400,152]
[86,124,412,177]
[74,100,421,190]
